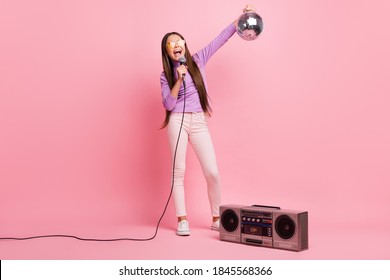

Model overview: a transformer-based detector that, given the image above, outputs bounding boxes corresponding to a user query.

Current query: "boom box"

[219,204,308,251]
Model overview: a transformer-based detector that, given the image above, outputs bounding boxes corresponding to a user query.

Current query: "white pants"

[168,112,221,217]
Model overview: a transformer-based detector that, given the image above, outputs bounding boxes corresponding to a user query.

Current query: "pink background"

[1,0,389,259]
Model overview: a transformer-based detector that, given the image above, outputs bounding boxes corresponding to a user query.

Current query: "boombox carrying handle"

[252,204,281,210]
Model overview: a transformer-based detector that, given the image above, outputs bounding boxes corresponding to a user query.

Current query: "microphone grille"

[179,57,186,65]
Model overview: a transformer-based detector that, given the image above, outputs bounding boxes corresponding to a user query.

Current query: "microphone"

[179,57,186,80]
[179,56,186,65]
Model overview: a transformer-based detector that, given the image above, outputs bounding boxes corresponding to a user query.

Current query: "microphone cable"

[0,78,187,242]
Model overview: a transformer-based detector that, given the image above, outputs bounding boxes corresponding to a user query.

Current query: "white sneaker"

[211,219,220,231]
[176,220,190,236]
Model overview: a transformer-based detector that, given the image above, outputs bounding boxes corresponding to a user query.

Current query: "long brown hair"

[160,32,212,128]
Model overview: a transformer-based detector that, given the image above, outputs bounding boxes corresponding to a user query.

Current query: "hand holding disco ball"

[236,5,263,41]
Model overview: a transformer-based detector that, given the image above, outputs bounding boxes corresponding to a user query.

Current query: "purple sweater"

[160,23,236,113]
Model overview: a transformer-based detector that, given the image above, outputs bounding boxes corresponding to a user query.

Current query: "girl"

[160,5,256,236]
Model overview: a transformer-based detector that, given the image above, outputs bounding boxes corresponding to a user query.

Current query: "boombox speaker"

[219,204,308,252]
[219,204,246,243]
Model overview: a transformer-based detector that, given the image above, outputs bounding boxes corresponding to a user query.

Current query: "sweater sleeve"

[194,23,236,67]
[160,71,177,111]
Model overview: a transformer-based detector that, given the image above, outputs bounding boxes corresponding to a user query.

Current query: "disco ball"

[236,12,263,41]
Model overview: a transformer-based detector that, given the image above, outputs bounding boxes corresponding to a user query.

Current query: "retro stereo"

[219,204,308,251]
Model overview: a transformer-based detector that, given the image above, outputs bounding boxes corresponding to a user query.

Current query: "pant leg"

[188,113,221,217]
[168,113,190,217]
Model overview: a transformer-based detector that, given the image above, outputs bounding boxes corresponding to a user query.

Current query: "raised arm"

[195,4,257,66]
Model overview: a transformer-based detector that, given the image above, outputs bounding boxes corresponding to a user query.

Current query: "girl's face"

[165,34,186,62]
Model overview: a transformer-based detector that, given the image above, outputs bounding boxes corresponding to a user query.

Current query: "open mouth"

[173,48,182,56]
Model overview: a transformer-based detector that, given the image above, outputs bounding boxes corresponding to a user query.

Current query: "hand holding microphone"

[178,57,187,81]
